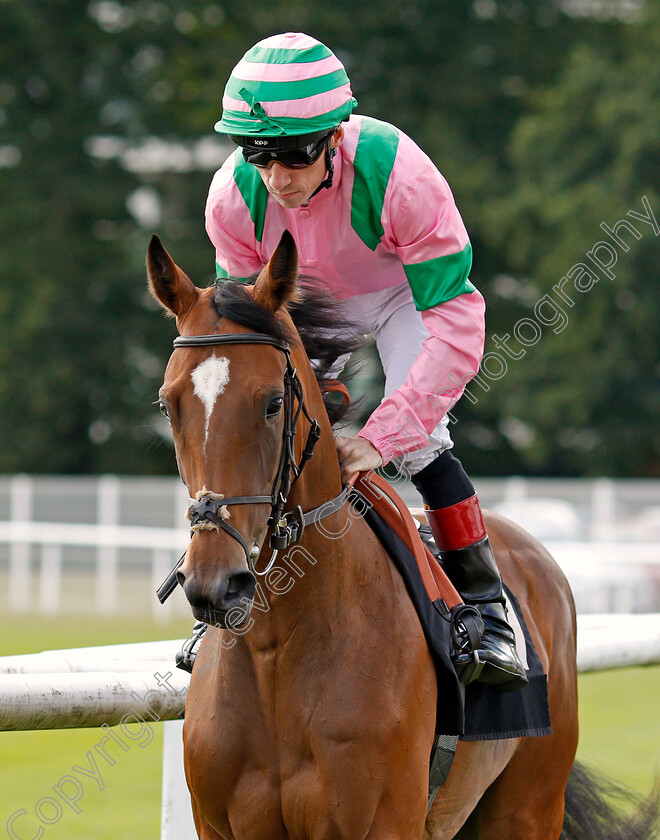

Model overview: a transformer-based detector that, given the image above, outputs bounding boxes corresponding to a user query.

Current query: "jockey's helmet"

[214,32,357,152]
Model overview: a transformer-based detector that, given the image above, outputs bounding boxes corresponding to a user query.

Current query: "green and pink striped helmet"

[214,32,358,139]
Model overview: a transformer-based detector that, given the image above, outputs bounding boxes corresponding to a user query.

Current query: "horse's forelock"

[213,277,365,426]
[212,280,294,344]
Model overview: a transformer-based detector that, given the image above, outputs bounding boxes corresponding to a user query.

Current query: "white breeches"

[335,282,454,476]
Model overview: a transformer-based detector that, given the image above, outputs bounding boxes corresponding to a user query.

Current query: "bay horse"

[147,231,656,840]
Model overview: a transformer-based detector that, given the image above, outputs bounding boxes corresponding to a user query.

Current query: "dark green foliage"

[0,0,657,475]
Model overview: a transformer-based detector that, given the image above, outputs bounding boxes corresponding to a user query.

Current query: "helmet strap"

[307,138,336,201]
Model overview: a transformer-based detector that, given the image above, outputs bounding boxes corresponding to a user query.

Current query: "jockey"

[202,32,527,691]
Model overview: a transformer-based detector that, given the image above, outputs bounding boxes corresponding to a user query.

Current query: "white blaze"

[191,354,230,447]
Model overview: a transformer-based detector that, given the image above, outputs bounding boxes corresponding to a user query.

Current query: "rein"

[157,330,350,602]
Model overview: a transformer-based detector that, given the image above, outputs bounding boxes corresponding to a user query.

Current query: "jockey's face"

[255,127,344,209]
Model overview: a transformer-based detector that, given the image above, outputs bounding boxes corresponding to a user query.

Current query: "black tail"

[561,761,659,840]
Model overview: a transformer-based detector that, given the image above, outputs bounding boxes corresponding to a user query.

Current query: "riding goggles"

[234,130,334,170]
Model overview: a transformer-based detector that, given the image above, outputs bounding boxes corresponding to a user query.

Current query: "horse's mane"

[213,279,365,426]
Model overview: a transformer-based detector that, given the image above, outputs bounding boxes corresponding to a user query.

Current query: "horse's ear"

[252,230,298,312]
[146,234,198,318]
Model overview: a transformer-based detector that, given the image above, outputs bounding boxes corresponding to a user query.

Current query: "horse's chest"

[184,706,324,840]
[187,731,379,840]
[184,655,433,840]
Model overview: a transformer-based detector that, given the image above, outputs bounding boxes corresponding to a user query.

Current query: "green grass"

[0,615,192,658]
[0,615,191,840]
[2,727,165,839]
[0,616,658,838]
[576,666,660,796]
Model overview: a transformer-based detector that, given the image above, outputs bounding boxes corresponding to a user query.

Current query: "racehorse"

[147,231,656,840]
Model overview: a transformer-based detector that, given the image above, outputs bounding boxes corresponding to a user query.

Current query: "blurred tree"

[0,0,656,476]
[464,4,660,476]
[0,1,226,473]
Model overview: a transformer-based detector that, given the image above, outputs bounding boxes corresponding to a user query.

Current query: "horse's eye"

[266,395,284,419]
[158,400,170,421]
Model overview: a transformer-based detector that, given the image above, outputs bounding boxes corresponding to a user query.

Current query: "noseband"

[156,331,351,602]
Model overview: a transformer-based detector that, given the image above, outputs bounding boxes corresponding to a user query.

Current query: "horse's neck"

[246,509,374,652]
[244,415,377,649]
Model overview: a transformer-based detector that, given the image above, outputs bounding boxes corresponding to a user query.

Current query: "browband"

[174,333,289,352]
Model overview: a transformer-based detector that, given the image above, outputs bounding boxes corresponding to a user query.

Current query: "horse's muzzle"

[177,567,257,629]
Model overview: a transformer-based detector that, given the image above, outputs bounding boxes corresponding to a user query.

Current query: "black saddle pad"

[361,503,552,741]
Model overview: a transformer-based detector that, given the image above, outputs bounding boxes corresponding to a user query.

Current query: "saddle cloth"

[350,476,552,742]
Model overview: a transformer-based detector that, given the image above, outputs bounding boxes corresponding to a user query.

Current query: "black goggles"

[238,131,333,170]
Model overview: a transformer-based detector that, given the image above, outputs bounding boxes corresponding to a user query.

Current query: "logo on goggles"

[242,131,334,170]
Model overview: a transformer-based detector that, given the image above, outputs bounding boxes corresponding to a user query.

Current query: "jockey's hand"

[335,436,382,484]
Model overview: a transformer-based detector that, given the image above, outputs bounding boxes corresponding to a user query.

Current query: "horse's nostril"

[225,571,256,603]
[182,570,256,620]
[176,569,186,588]
[226,578,240,598]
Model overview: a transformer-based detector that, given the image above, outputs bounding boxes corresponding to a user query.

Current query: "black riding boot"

[412,453,528,692]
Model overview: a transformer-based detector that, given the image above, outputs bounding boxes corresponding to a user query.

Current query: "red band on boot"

[426,494,487,552]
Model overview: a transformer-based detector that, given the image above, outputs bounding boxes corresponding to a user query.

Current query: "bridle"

[156,330,351,603]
